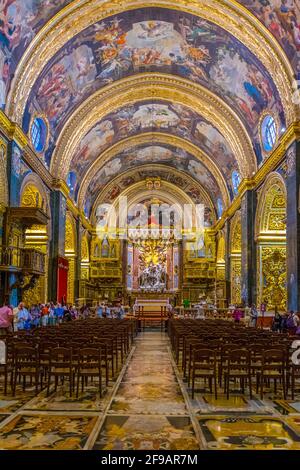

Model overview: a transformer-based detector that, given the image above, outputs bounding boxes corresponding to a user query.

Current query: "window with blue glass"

[31,117,48,152]
[67,171,77,198]
[232,170,241,195]
[261,115,277,152]
[217,198,223,218]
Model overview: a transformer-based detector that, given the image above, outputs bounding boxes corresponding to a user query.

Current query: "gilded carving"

[65,215,76,253]
[231,257,242,305]
[255,173,286,238]
[261,247,287,311]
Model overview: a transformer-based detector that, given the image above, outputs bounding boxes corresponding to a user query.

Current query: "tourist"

[16,303,32,331]
[287,311,299,336]
[272,309,282,333]
[30,304,40,328]
[0,301,14,336]
[233,305,243,323]
[244,303,251,327]
[41,303,49,327]
[250,304,258,328]
[97,303,104,318]
[55,303,64,324]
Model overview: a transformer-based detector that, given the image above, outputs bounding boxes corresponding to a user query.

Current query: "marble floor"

[1,331,300,450]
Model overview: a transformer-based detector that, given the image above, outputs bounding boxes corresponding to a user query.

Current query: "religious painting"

[67,100,238,200]
[84,143,222,219]
[239,0,300,70]
[0,0,72,110]
[24,8,285,164]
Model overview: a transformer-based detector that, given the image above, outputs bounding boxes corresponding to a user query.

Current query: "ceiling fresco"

[89,169,216,229]
[65,100,239,200]
[23,7,285,163]
[0,0,72,109]
[92,166,216,226]
[82,143,223,218]
[238,0,300,71]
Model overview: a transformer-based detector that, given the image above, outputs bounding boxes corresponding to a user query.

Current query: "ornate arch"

[255,172,287,240]
[91,164,215,217]
[6,0,295,126]
[51,75,256,182]
[78,132,230,211]
[20,173,50,216]
[20,174,51,305]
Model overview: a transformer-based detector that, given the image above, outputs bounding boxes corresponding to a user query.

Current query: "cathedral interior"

[0,0,300,452]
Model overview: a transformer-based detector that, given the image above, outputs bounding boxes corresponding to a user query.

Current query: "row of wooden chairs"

[169,319,300,400]
[0,319,137,397]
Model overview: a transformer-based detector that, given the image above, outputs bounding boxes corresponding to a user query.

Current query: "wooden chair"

[224,349,252,399]
[256,349,286,399]
[191,348,217,399]
[12,346,41,396]
[287,363,300,400]
[76,348,102,398]
[0,340,14,395]
[47,347,75,397]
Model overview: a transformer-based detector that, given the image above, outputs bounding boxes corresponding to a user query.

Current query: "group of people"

[272,310,300,335]
[230,304,259,327]
[0,301,93,335]
[96,301,125,319]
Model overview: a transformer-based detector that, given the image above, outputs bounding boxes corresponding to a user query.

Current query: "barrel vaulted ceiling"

[1,0,298,220]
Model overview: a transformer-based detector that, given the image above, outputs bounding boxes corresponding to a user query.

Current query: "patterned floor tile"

[198,415,300,450]
[0,413,99,450]
[93,415,199,450]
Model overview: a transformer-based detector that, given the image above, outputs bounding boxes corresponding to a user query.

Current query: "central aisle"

[92,331,202,450]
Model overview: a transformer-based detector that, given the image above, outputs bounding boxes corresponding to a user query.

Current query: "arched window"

[261,115,277,152]
[217,198,223,218]
[232,170,241,195]
[31,117,48,153]
[67,171,77,198]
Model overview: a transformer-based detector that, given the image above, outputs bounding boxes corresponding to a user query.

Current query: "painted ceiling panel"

[23,7,285,164]
[238,0,300,71]
[83,143,223,218]
[0,0,72,108]
[67,100,239,200]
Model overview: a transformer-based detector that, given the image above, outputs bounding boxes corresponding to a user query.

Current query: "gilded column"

[286,142,300,311]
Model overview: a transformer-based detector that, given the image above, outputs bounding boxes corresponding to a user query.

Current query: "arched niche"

[255,173,287,312]
[20,176,51,304]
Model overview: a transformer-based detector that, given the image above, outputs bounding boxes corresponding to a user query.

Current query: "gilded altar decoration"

[231,258,242,305]
[261,247,287,311]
